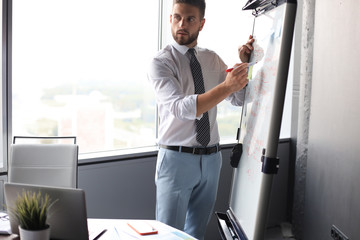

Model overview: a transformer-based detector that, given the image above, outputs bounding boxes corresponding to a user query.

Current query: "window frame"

[1,0,11,173]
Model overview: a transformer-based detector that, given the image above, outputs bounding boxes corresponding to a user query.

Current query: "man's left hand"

[238,35,255,63]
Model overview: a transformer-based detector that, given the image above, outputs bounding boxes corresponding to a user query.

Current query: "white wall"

[301,0,360,239]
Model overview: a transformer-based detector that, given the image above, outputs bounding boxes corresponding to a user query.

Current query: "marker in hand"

[226,61,257,73]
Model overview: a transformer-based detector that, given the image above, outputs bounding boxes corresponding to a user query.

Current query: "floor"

[264,223,296,240]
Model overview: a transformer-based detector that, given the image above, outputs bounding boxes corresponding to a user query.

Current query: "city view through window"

[12,0,159,153]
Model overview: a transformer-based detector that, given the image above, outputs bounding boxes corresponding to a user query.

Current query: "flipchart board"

[218,1,297,240]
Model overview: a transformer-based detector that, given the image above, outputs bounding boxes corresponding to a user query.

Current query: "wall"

[300,0,360,239]
[78,141,291,240]
[291,0,313,237]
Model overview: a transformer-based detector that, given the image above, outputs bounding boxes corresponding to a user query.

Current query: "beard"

[172,28,200,46]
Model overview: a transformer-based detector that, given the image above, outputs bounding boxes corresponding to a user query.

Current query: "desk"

[0,219,197,240]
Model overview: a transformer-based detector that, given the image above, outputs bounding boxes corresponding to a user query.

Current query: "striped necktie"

[188,48,210,147]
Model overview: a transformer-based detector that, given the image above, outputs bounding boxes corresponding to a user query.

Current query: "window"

[11,0,159,154]
[199,1,292,141]
[7,0,291,159]
[199,1,255,143]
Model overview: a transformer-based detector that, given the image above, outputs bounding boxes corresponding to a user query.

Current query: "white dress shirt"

[148,41,245,147]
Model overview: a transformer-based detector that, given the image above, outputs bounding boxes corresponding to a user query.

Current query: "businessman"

[148,0,254,239]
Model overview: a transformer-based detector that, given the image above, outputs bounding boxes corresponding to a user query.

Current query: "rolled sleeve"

[148,57,198,120]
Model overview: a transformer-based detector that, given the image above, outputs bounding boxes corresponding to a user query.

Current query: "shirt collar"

[171,41,198,55]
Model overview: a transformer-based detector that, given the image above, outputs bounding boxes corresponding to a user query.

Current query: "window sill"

[78,146,159,166]
[78,141,238,166]
[78,138,290,166]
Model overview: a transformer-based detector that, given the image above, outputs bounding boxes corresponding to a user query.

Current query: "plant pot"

[18,225,50,240]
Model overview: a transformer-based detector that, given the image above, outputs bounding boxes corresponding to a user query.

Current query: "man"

[148,0,254,239]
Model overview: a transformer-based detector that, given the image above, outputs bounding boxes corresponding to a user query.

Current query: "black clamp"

[261,148,279,174]
[243,0,287,16]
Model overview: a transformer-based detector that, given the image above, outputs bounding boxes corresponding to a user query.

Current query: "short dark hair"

[173,0,206,19]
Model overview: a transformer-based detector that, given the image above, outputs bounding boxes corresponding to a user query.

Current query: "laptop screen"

[4,182,89,240]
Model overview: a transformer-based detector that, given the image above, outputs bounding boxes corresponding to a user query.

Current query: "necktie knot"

[188,48,196,56]
[188,49,198,66]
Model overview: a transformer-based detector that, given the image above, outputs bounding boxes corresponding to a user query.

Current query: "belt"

[159,144,221,155]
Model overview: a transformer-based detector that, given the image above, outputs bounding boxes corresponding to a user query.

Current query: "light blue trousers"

[155,148,222,240]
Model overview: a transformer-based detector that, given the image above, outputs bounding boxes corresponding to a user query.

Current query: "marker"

[93,229,107,240]
[226,61,257,73]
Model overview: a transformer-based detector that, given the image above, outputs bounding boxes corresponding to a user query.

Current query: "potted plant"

[9,190,56,240]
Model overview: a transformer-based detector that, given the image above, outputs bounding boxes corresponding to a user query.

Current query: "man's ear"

[170,14,173,24]
[200,18,206,31]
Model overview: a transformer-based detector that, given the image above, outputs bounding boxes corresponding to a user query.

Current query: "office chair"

[8,136,79,188]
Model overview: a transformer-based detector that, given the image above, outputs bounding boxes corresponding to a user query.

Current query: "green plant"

[11,190,55,231]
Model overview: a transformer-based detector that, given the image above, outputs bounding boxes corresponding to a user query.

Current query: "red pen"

[226,61,257,72]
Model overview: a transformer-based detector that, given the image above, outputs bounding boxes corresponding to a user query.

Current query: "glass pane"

[12,0,159,154]
[198,0,255,143]
[199,1,292,142]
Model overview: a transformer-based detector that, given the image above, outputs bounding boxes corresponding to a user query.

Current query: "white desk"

[88,219,197,240]
[0,219,197,240]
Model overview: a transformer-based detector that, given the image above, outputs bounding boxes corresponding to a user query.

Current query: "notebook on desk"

[4,182,106,240]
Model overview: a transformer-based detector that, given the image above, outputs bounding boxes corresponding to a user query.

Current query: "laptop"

[4,182,106,240]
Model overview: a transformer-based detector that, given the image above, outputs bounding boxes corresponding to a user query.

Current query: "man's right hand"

[224,62,249,93]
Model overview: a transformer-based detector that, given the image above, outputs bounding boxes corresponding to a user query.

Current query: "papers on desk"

[96,220,196,240]
[0,213,11,235]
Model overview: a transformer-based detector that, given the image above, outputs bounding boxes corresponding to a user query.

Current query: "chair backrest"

[9,143,78,188]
